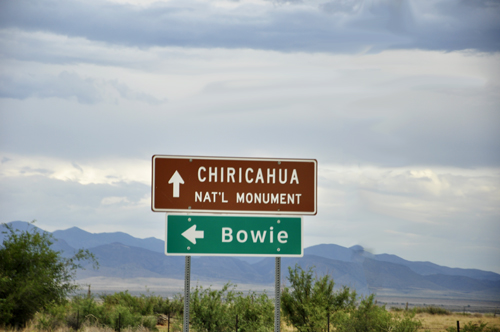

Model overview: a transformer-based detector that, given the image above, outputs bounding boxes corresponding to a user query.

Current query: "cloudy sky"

[1,0,499,273]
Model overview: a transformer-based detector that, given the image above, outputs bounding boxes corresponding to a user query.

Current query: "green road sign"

[165,215,303,256]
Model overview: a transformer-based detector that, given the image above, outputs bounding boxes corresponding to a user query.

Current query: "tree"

[0,221,98,328]
[281,264,357,332]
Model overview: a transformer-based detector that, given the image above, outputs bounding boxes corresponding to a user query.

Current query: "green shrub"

[391,310,423,332]
[152,293,183,317]
[67,293,158,331]
[34,303,69,331]
[336,295,421,332]
[99,290,183,319]
[446,322,500,332]
[0,221,97,328]
[188,283,274,332]
[414,306,451,315]
[190,283,237,332]
[337,295,390,332]
[233,291,274,332]
[71,294,104,321]
[281,264,357,332]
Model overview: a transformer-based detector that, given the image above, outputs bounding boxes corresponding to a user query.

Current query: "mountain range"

[2,221,500,300]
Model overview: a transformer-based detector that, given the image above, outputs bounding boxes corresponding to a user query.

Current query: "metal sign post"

[275,257,281,332]
[184,256,191,332]
[151,155,317,332]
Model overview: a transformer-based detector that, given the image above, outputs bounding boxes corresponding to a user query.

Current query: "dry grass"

[3,312,499,332]
[278,312,500,332]
[0,321,151,332]
[416,313,500,331]
[0,327,130,332]
[112,313,500,332]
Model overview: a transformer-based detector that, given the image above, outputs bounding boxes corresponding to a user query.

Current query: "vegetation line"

[2,222,499,332]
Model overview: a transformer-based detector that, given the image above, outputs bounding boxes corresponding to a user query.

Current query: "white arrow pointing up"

[168,170,184,198]
[182,224,204,244]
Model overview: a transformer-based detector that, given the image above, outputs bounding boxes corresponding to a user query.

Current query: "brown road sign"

[152,155,317,215]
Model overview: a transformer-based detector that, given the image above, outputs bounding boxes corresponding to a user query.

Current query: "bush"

[189,283,274,332]
[99,291,183,318]
[152,293,183,317]
[190,283,237,332]
[0,221,97,328]
[67,294,159,331]
[391,310,423,332]
[34,303,69,331]
[413,306,451,315]
[102,291,156,316]
[281,264,357,332]
[70,294,105,324]
[446,322,500,332]
[336,295,421,332]
[233,291,274,332]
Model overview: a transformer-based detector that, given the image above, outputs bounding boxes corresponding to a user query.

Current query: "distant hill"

[374,253,500,281]
[1,221,80,258]
[3,221,500,300]
[78,242,185,279]
[1,221,43,238]
[52,227,164,253]
[362,259,445,291]
[77,243,268,284]
[253,254,371,294]
[304,244,500,282]
[304,243,355,262]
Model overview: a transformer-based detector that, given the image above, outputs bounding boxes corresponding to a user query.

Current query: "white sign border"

[152,155,317,215]
[164,213,304,257]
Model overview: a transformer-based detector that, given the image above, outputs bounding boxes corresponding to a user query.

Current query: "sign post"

[184,256,190,332]
[152,155,317,332]
[275,257,281,332]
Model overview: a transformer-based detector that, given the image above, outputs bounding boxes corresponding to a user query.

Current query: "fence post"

[118,313,121,332]
[327,311,330,332]
[236,314,238,332]
[457,321,460,332]
[168,313,170,332]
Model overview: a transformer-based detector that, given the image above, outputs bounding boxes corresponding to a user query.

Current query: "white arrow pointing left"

[168,170,184,198]
[182,225,204,244]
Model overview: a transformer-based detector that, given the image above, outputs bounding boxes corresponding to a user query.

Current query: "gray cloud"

[0,0,499,53]
[1,163,498,272]
[321,0,364,14]
[0,71,166,104]
[1,0,499,276]
[0,175,156,235]
[1,91,498,168]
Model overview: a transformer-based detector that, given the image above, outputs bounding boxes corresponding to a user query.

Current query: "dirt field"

[75,276,273,297]
[376,296,500,314]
